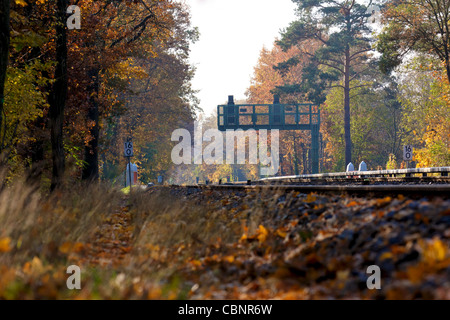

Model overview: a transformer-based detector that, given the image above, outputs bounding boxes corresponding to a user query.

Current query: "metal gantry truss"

[218,95,321,174]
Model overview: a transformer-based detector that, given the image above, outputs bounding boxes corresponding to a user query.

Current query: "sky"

[187,0,297,116]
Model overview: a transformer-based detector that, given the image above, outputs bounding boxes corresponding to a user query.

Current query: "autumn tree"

[396,59,450,167]
[277,0,378,168]
[322,75,404,171]
[61,0,175,182]
[102,4,199,184]
[246,42,316,174]
[378,0,450,82]
[377,0,450,167]
[0,1,52,184]
[0,0,200,189]
[48,0,68,190]
[93,1,199,184]
[0,0,11,158]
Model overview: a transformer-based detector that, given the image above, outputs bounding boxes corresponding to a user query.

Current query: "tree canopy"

[277,0,379,167]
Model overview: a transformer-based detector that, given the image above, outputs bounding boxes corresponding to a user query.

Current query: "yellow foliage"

[240,226,249,242]
[15,0,27,6]
[239,224,270,245]
[106,58,148,81]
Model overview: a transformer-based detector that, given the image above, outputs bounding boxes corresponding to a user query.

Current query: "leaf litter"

[0,185,449,299]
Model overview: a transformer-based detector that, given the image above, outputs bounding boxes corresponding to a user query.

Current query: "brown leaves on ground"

[129,187,450,300]
[81,203,134,267]
[0,185,449,299]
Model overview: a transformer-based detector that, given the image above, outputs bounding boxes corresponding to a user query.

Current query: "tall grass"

[0,177,122,266]
[126,188,283,274]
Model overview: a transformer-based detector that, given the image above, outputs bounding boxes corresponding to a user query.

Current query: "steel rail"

[169,184,450,198]
[260,167,450,181]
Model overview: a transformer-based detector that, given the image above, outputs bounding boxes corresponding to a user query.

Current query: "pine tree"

[277,0,378,168]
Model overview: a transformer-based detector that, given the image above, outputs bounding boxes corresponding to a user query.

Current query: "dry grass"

[127,189,243,276]
[128,187,280,254]
[125,187,286,284]
[130,189,239,246]
[0,177,122,268]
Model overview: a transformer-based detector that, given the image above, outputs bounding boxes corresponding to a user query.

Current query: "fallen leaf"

[73,242,85,253]
[257,225,269,244]
[346,201,359,207]
[380,252,394,261]
[0,237,12,253]
[276,229,287,239]
[223,255,235,263]
[305,193,317,203]
[421,238,447,263]
[59,242,72,254]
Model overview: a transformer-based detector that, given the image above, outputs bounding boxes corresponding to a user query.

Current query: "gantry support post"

[311,124,320,174]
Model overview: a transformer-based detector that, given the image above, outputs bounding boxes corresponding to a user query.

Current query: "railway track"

[171,184,449,198]
[167,167,450,198]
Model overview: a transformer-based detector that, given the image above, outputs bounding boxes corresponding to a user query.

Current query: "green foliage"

[10,29,47,52]
[376,27,402,75]
[378,0,450,81]
[2,60,52,143]
[386,154,397,170]
[65,142,87,170]
[322,77,403,171]
[1,59,53,181]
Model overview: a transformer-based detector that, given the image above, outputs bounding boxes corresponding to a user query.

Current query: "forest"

[0,0,448,187]
[0,0,198,189]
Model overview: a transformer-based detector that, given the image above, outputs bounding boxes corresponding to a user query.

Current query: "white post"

[128,158,132,193]
[346,162,355,172]
[359,161,367,172]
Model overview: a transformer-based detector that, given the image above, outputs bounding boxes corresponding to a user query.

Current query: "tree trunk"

[0,0,10,153]
[82,68,100,182]
[27,117,45,184]
[26,45,47,184]
[446,61,450,84]
[344,46,352,168]
[49,0,68,191]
